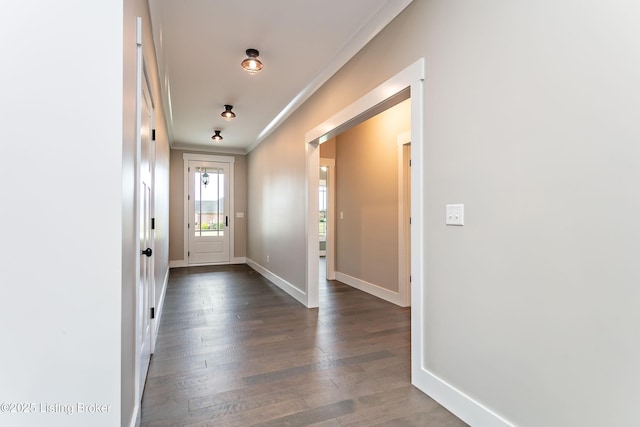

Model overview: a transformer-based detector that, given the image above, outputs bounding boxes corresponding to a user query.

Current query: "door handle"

[225,216,228,227]
[141,248,153,257]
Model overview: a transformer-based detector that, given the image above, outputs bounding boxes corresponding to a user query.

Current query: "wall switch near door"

[446,204,464,226]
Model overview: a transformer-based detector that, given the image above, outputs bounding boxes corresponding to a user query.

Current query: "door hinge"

[188,251,190,257]
[152,129,156,141]
[150,307,155,319]
[188,167,190,172]
[151,218,155,230]
[409,217,412,225]
[410,275,412,283]
[188,195,190,200]
[188,223,190,229]
[409,159,412,167]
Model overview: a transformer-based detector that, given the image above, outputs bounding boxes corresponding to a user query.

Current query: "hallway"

[139,264,466,426]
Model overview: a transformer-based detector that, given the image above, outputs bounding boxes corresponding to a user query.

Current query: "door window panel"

[194,167,225,237]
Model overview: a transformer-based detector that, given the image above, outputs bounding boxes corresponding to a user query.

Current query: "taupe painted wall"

[246,1,640,425]
[248,114,310,292]
[335,99,410,291]
[169,149,247,262]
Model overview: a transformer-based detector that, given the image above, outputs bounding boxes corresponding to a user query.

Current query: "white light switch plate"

[446,204,464,226]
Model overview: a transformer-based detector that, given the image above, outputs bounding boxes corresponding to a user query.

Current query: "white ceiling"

[148,0,412,154]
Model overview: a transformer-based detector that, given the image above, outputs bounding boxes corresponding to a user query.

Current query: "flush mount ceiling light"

[241,48,263,74]
[221,104,236,121]
[211,130,223,142]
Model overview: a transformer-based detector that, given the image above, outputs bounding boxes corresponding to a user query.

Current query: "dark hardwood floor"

[140,262,467,427]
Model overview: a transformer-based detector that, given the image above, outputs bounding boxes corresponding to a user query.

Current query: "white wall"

[0,2,123,427]
[0,1,171,426]
[247,1,640,425]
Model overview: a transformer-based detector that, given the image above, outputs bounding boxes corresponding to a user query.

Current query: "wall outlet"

[446,204,464,226]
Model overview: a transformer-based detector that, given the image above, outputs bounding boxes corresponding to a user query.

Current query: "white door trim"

[182,153,235,265]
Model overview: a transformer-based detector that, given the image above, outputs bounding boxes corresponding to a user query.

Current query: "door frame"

[182,153,235,265]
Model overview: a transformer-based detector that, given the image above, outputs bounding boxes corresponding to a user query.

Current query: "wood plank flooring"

[140,263,467,427]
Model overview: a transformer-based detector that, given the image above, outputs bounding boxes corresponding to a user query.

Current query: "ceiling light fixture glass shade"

[221,104,236,120]
[241,48,263,74]
[211,130,223,142]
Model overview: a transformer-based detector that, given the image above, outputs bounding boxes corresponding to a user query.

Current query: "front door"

[188,161,230,264]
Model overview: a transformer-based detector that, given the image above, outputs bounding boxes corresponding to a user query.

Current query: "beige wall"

[319,137,336,158]
[246,1,640,426]
[334,99,410,291]
[169,149,247,262]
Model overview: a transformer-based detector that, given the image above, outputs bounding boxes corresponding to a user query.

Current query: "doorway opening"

[316,101,410,306]
[304,57,425,392]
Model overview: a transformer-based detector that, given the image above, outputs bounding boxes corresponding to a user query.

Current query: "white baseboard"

[246,258,308,306]
[128,402,140,427]
[334,271,403,306]
[412,367,514,427]
[169,260,187,268]
[170,257,247,268]
[154,267,169,337]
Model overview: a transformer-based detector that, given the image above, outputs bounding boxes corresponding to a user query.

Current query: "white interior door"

[137,65,154,398]
[188,161,230,264]
[138,175,152,392]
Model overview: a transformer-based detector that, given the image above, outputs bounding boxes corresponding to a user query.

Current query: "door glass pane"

[194,167,225,237]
